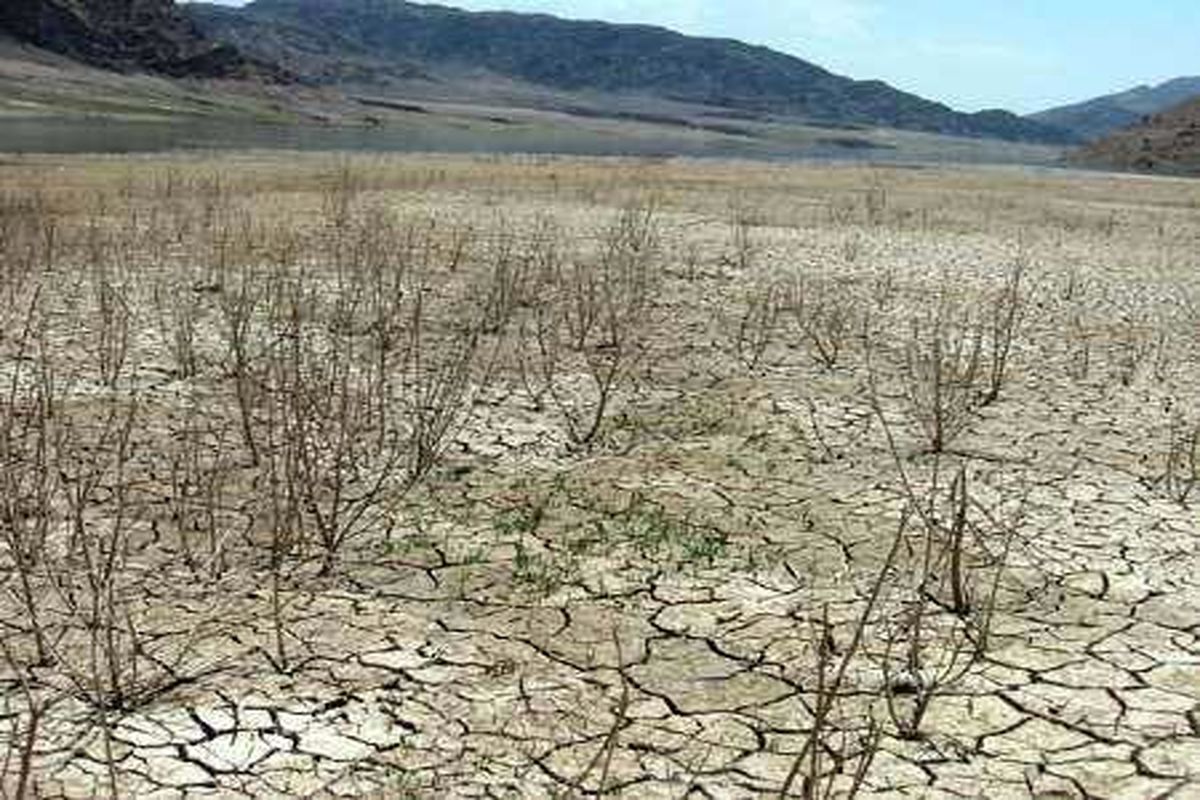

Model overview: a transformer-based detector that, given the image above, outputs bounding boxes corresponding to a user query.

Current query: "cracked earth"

[1,155,1199,797]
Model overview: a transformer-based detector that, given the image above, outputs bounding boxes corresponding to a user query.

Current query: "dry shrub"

[519,202,661,448]
[899,293,985,454]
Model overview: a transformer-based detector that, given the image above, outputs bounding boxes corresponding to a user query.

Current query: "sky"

[195,1,1200,114]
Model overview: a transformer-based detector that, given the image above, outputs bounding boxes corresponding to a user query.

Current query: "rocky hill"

[1074,95,1200,175]
[0,0,263,78]
[187,0,1075,144]
[1031,76,1200,142]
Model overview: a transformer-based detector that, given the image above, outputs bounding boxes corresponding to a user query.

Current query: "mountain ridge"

[1031,76,1200,142]
[186,0,1076,144]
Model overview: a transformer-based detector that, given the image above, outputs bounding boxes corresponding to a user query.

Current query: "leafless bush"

[219,263,266,466]
[1154,410,1199,506]
[0,211,234,719]
[779,605,882,799]
[734,278,787,371]
[779,515,905,799]
[898,293,984,453]
[272,285,397,577]
[0,292,58,666]
[980,257,1026,406]
[0,639,48,800]
[1065,310,1092,381]
[258,369,305,673]
[522,203,660,448]
[725,201,758,272]
[869,264,897,312]
[876,444,1019,740]
[323,160,365,232]
[863,353,1023,738]
[403,298,481,487]
[36,389,218,720]
[164,409,238,579]
[90,277,132,390]
[1109,313,1159,388]
[477,228,527,336]
[1059,264,1086,303]
[880,474,1016,742]
[257,213,484,576]
[0,191,55,310]
[45,393,158,712]
[477,219,553,337]
[880,590,977,741]
[789,274,860,371]
[154,280,204,380]
[841,233,863,266]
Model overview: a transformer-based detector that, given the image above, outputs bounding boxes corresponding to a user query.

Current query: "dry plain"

[0,152,1199,798]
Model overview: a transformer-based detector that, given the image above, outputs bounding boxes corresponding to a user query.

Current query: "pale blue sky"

[197,1,1199,113]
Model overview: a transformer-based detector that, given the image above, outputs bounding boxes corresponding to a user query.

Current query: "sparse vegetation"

[0,153,1197,797]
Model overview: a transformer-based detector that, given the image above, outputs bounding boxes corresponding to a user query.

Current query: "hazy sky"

[196,1,1199,113]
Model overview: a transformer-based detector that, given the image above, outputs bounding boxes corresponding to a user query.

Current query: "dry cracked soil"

[0,153,1198,798]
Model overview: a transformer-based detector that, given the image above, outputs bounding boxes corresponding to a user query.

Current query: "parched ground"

[1,153,1199,798]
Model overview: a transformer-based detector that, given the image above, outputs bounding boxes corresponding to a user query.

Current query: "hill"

[1031,76,1200,142]
[186,0,1074,144]
[1074,95,1200,176]
[0,0,263,77]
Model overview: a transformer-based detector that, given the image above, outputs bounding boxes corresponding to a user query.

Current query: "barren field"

[1,153,1198,798]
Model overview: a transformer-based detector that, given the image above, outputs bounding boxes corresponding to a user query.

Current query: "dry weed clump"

[731,268,865,375]
[732,276,790,372]
[0,161,662,739]
[1152,408,1200,506]
[0,162,496,774]
[791,272,863,371]
[516,202,661,448]
[898,291,986,453]
[877,464,1020,738]
[861,256,1027,455]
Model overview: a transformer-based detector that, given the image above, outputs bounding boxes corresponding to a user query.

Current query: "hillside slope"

[0,0,275,78]
[1031,76,1200,142]
[187,0,1075,144]
[1074,95,1200,175]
